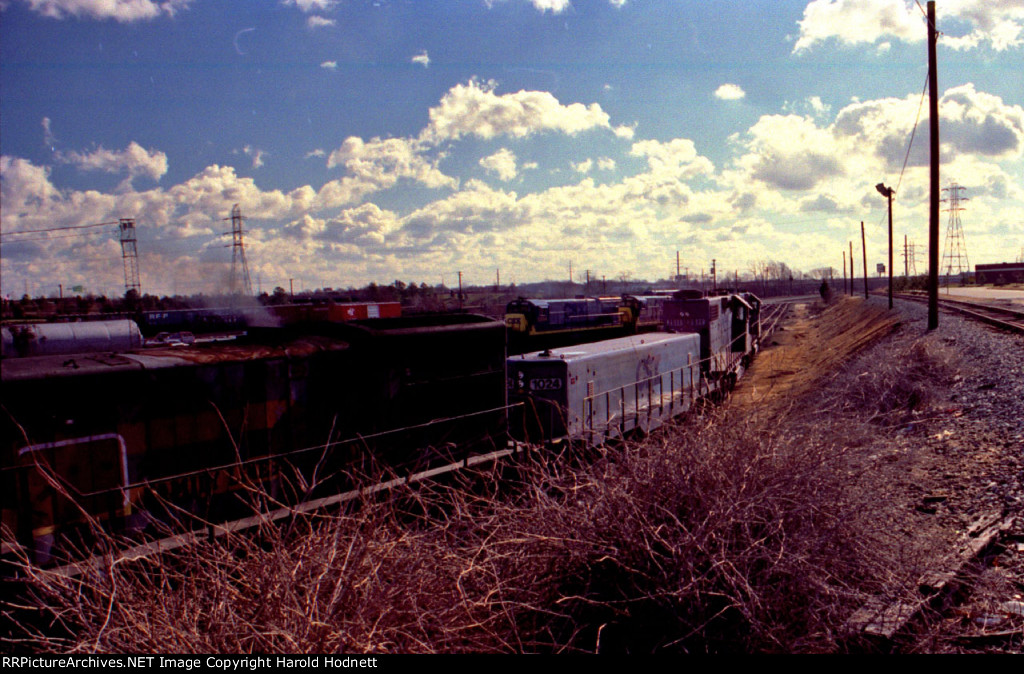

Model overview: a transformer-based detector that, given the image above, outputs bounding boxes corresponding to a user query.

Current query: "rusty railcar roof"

[1,334,350,382]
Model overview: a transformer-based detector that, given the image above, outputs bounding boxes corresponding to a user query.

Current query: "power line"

[0,220,119,238]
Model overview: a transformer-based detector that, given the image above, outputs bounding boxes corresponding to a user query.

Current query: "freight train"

[507,290,760,445]
[2,291,760,565]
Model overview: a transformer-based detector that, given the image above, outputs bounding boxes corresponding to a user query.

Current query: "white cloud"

[422,79,621,143]
[731,115,844,191]
[243,145,266,169]
[283,0,335,12]
[320,136,457,207]
[19,0,193,22]
[307,15,335,28]
[305,148,326,159]
[320,61,338,69]
[793,0,924,53]
[58,141,168,181]
[411,50,430,68]
[530,0,571,13]
[480,148,519,181]
[571,158,593,174]
[793,0,1024,53]
[714,83,746,100]
[41,117,57,148]
[597,157,616,171]
[614,124,636,139]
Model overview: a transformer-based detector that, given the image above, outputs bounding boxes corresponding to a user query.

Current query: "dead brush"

[822,334,959,425]
[4,413,891,654]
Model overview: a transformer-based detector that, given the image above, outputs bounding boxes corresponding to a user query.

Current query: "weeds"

[2,316,964,654]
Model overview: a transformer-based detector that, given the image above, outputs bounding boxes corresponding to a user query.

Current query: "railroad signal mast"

[940,182,970,284]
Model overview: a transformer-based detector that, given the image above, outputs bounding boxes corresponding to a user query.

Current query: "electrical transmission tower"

[227,204,253,296]
[902,237,923,276]
[119,218,141,296]
[940,182,970,280]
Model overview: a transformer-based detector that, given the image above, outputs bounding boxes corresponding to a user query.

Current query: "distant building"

[975,262,1024,285]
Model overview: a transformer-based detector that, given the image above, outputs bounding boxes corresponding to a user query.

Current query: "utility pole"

[861,221,868,299]
[927,0,940,329]
[849,241,854,296]
[676,251,681,283]
[843,250,847,295]
[458,270,463,310]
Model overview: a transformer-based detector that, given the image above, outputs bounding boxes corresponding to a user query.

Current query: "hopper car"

[507,333,702,446]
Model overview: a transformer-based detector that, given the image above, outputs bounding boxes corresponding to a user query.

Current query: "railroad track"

[895,292,1024,334]
[759,302,790,339]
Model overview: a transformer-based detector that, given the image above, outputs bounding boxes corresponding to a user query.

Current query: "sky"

[1,0,1023,298]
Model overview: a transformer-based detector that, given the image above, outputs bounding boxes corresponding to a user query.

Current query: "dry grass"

[2,301,969,654]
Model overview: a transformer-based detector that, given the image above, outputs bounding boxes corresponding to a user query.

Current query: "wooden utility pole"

[843,251,847,295]
[849,241,854,296]
[861,221,868,299]
[927,0,940,330]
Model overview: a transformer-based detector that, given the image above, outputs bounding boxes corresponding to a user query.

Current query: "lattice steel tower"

[227,204,253,296]
[119,218,141,296]
[940,183,970,280]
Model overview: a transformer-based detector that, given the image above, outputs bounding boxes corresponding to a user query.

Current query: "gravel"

[849,295,1024,651]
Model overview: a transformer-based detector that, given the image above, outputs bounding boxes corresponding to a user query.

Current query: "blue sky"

[2,0,1022,297]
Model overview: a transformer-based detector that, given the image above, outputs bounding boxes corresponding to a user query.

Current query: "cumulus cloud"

[529,0,571,13]
[242,145,266,169]
[284,0,335,12]
[320,60,338,69]
[794,0,1024,53]
[318,203,399,246]
[422,79,622,143]
[480,148,519,181]
[732,115,843,191]
[630,138,714,178]
[411,50,430,68]
[17,0,193,22]
[319,136,457,207]
[597,157,616,171]
[402,179,522,240]
[305,148,326,159]
[42,117,57,148]
[58,141,168,181]
[833,84,1024,170]
[940,83,1024,158]
[307,15,335,28]
[715,83,746,100]
[571,158,593,174]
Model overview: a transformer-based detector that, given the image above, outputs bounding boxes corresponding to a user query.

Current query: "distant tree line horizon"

[3,260,911,321]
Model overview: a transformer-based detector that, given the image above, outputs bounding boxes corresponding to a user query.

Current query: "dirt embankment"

[733,297,900,413]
